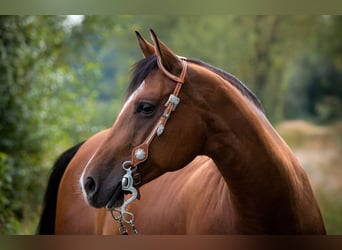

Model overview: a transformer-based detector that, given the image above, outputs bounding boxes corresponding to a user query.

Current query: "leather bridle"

[111,56,188,234]
[130,56,188,168]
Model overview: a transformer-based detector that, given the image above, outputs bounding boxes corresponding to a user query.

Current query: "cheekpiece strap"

[130,57,187,168]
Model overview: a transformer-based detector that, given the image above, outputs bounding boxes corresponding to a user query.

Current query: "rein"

[110,56,188,235]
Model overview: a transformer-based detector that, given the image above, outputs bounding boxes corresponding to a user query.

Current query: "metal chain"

[110,209,139,235]
[129,222,138,234]
[110,209,128,235]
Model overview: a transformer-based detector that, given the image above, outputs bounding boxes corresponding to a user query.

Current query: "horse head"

[80,30,206,209]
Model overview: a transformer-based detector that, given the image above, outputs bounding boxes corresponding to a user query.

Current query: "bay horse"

[78,30,325,234]
[38,129,230,234]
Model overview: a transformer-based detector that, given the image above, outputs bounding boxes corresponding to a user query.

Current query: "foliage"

[0,16,64,233]
[284,16,342,123]
[0,153,19,234]
[0,16,104,234]
[0,15,341,234]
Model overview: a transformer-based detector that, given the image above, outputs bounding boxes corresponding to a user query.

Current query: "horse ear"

[150,29,183,76]
[136,31,155,57]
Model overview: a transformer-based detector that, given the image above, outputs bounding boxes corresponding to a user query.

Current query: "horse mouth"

[105,184,124,209]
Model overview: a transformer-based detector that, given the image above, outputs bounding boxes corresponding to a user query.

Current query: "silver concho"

[134,148,146,160]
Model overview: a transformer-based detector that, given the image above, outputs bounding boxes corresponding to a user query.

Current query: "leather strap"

[131,57,188,167]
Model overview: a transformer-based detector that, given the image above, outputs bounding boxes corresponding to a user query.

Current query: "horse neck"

[194,67,324,233]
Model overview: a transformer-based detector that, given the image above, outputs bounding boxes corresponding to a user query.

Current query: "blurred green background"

[0,15,341,234]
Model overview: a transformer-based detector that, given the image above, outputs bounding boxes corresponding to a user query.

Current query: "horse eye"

[136,102,156,116]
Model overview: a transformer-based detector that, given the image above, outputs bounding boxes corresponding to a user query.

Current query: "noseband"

[110,56,188,234]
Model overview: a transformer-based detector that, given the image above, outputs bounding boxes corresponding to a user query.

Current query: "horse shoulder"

[181,157,233,234]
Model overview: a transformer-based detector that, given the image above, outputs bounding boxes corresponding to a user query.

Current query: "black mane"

[188,58,264,112]
[127,55,158,98]
[127,55,264,113]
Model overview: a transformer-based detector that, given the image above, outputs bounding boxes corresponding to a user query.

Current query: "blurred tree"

[284,16,342,123]
[0,16,68,233]
[0,16,104,234]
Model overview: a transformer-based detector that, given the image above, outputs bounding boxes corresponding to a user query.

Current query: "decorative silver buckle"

[165,94,180,111]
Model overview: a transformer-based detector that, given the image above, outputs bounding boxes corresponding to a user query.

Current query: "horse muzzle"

[80,174,124,209]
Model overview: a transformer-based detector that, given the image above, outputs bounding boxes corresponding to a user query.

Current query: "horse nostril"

[84,176,97,199]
